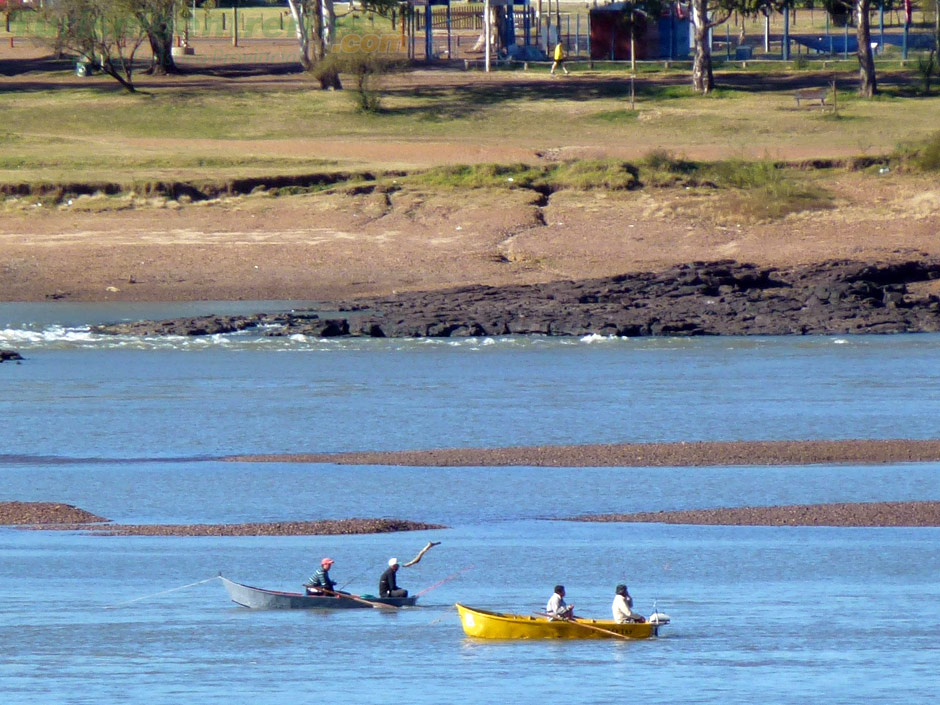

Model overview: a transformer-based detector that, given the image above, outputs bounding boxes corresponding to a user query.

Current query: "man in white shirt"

[546,585,574,619]
[612,584,645,623]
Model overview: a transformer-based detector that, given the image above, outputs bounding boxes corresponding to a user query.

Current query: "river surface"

[1,303,939,704]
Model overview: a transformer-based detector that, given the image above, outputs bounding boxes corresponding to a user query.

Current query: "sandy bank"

[227,439,940,467]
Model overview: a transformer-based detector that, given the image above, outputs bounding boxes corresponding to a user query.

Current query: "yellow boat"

[455,603,667,640]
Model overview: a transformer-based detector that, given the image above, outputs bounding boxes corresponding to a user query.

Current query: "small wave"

[0,325,104,348]
[580,333,625,344]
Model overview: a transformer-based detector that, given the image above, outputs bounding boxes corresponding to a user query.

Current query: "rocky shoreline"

[572,501,940,527]
[228,439,940,467]
[0,503,444,536]
[91,259,940,339]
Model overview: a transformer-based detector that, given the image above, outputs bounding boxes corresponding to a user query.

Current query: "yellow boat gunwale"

[455,602,662,640]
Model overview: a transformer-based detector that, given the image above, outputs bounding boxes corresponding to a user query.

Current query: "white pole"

[484,0,491,72]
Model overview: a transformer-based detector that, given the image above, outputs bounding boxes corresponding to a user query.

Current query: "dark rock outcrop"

[92,258,940,339]
[0,349,24,362]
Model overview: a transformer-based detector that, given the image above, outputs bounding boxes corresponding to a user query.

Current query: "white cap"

[388,557,399,567]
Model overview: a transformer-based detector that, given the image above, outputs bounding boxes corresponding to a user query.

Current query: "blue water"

[2,304,940,704]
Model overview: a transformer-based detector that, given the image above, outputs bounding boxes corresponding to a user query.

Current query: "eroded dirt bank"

[2,171,939,304]
[228,439,940,467]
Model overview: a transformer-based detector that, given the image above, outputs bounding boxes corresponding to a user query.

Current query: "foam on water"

[1,324,638,353]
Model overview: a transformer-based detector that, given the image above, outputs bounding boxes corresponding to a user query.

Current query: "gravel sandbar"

[0,502,108,525]
[0,503,444,536]
[573,501,940,527]
[228,439,940,467]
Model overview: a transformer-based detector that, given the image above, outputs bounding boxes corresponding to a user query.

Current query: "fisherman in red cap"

[304,557,337,595]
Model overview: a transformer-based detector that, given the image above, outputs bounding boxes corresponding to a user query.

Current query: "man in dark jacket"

[379,557,408,598]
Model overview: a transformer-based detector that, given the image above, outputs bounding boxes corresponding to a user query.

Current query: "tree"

[132,0,178,75]
[287,0,344,87]
[286,0,401,89]
[43,0,148,92]
[689,0,737,94]
[855,0,877,96]
[285,0,317,71]
[2,0,29,35]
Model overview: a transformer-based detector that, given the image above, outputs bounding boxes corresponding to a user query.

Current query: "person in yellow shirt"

[550,41,569,76]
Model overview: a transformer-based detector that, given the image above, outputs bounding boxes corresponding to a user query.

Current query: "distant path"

[227,439,940,467]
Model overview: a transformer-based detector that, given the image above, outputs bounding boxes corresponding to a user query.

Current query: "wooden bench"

[793,87,830,108]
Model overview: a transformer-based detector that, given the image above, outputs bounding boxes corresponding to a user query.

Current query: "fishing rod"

[104,575,220,609]
[337,562,384,591]
[415,564,475,597]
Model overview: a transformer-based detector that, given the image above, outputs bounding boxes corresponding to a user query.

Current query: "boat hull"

[455,603,661,639]
[221,576,418,609]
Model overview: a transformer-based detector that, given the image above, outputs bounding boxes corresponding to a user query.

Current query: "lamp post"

[484,0,491,71]
[233,0,239,47]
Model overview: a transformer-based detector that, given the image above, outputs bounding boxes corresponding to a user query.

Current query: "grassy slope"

[1,69,939,184]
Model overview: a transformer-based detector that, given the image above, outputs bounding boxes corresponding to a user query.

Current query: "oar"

[318,587,399,610]
[534,611,634,641]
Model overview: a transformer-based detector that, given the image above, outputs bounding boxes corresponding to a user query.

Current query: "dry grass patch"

[640,151,833,223]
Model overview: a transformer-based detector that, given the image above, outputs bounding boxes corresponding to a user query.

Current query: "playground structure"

[403,0,936,66]
[2,2,935,68]
[406,0,692,64]
[408,0,538,61]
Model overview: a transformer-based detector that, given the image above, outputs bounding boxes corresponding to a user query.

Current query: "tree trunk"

[691,0,714,94]
[147,25,178,75]
[935,0,939,53]
[100,60,137,93]
[856,0,877,97]
[286,0,312,70]
[322,0,335,49]
[312,1,325,62]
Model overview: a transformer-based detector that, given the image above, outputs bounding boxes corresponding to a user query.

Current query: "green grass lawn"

[3,65,939,184]
[2,2,939,185]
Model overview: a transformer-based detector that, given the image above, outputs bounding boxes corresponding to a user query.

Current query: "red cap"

[321,557,334,567]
